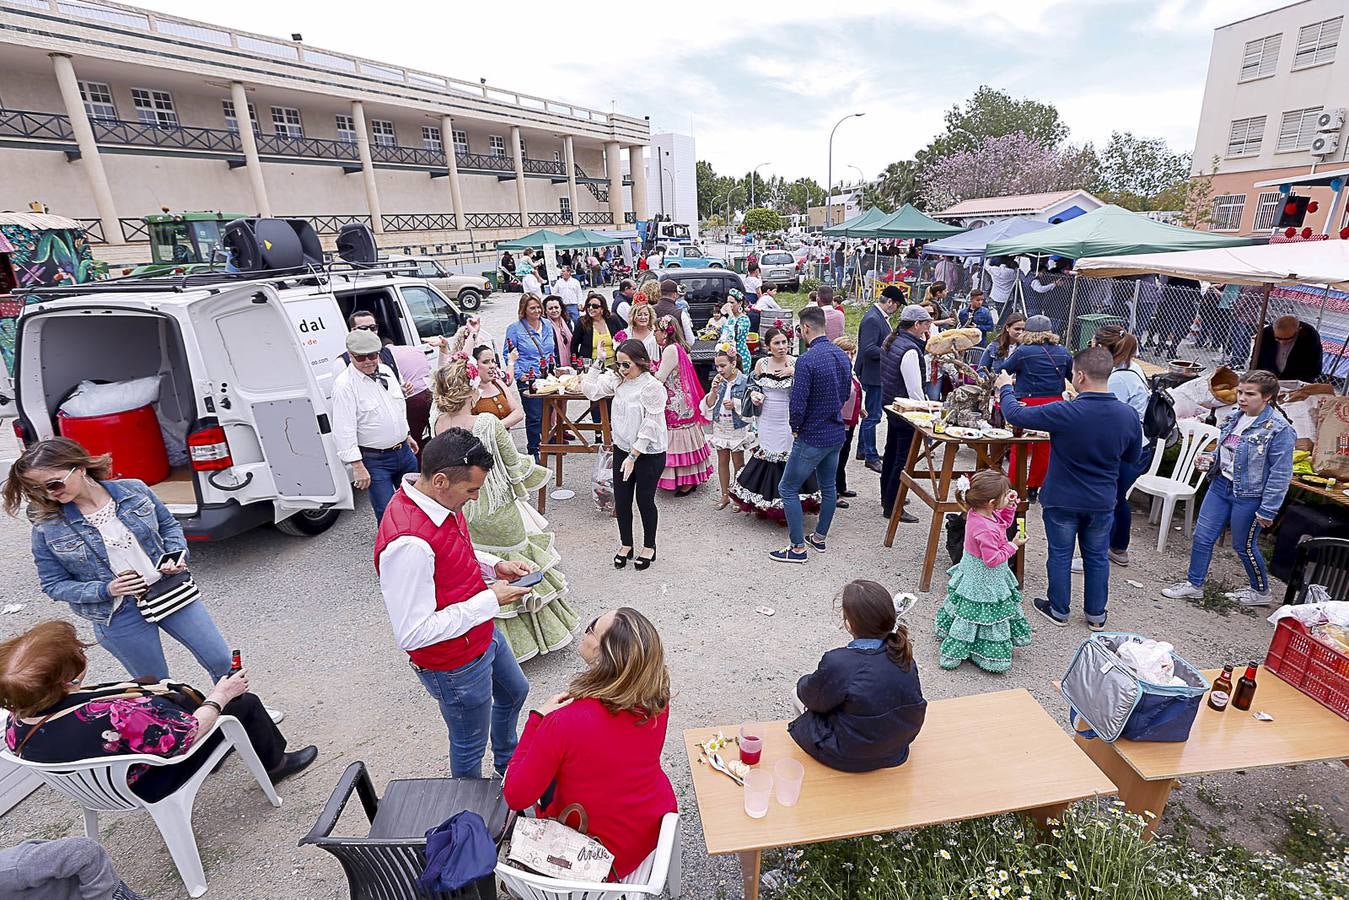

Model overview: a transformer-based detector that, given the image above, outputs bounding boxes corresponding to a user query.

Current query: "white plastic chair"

[496,811,682,900]
[1127,419,1220,552]
[0,710,280,898]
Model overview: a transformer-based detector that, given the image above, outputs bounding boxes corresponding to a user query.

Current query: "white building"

[934,189,1104,229]
[644,132,697,237]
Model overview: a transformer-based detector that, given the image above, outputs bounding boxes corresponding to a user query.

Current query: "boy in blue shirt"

[957,290,996,345]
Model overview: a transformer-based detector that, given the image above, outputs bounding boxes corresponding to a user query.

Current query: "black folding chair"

[1283,536,1349,605]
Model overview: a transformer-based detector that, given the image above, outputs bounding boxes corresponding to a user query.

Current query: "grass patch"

[1276,794,1347,866]
[1182,577,1259,618]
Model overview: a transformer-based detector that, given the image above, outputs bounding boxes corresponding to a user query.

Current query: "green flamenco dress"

[464,413,578,662]
[934,544,1032,674]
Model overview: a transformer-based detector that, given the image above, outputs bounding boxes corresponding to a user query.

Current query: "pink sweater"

[965,505,1019,568]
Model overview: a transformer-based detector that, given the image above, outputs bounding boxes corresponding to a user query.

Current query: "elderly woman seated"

[0,620,316,802]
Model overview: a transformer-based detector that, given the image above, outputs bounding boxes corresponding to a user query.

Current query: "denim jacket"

[30,479,187,625]
[1212,405,1295,519]
[706,371,751,430]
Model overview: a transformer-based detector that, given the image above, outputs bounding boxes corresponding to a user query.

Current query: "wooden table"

[884,416,1050,592]
[1287,476,1349,510]
[1074,668,1349,838]
[684,689,1115,900]
[526,391,610,513]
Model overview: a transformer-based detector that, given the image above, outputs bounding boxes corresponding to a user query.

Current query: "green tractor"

[128,211,246,276]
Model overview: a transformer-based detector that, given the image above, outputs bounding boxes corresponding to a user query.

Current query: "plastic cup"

[738,724,763,766]
[773,758,805,807]
[743,770,773,819]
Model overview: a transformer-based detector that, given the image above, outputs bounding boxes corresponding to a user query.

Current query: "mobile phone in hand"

[157,550,186,568]
[510,570,546,589]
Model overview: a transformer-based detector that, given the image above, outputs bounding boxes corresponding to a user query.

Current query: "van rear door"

[188,284,351,517]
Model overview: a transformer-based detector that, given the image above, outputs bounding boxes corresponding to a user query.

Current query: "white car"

[758,251,801,291]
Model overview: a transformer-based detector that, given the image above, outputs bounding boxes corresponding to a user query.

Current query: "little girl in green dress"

[934,469,1032,672]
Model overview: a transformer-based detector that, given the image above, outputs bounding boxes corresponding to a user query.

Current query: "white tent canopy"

[1075,240,1349,291]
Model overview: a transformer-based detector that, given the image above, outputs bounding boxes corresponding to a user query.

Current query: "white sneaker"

[265,705,285,725]
[1227,588,1273,607]
[1161,581,1204,599]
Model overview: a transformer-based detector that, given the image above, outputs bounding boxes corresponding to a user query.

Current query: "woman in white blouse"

[582,339,669,571]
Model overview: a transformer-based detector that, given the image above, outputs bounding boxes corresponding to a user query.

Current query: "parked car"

[387,254,490,310]
[659,245,727,269]
[637,268,746,332]
[758,251,800,291]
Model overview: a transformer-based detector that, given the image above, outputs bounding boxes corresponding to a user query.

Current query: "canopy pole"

[1251,282,1272,370]
[1066,275,1079,347]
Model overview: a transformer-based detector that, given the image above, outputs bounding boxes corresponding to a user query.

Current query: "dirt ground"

[0,294,1343,899]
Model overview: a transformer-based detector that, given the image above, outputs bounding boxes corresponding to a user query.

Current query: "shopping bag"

[593,447,615,515]
[506,805,614,883]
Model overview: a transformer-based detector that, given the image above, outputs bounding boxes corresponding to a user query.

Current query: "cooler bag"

[1060,633,1211,743]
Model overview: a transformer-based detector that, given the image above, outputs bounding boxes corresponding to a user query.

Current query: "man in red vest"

[375,428,534,777]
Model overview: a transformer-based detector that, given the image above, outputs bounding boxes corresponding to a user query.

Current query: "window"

[1210,194,1246,232]
[1278,106,1323,151]
[130,88,177,127]
[1253,191,1283,230]
[452,129,468,154]
[488,134,506,158]
[78,81,116,121]
[1226,116,1265,157]
[422,125,442,152]
[335,114,356,143]
[400,285,460,339]
[553,150,562,162]
[519,138,527,157]
[371,119,396,147]
[559,196,571,217]
[270,106,303,139]
[1240,34,1281,80]
[1294,16,1341,69]
[222,100,259,133]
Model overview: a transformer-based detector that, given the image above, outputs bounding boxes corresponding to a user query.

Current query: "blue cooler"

[1060,633,1211,743]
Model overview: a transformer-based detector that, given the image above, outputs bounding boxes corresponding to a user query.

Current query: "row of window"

[75,81,563,160]
[1209,190,1335,232]
[1239,15,1341,81]
[1226,105,1331,157]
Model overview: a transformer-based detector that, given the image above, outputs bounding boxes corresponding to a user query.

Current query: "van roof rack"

[17,259,419,300]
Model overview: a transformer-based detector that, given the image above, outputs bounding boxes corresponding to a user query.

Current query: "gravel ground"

[0,292,1344,899]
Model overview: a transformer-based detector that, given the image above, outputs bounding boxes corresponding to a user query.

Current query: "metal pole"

[1066,274,1080,349]
[826,113,865,229]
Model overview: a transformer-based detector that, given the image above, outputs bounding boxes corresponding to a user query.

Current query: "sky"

[156,0,1287,187]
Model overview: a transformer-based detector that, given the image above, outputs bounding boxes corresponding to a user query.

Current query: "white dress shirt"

[331,362,410,463]
[522,272,543,298]
[582,370,669,454]
[985,262,1019,304]
[552,276,584,309]
[377,476,502,653]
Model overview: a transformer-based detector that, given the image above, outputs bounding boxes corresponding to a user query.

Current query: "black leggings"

[613,446,665,549]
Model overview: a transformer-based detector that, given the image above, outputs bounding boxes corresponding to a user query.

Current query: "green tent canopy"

[822,206,890,237]
[494,229,582,250]
[984,204,1256,259]
[565,228,626,248]
[871,204,965,240]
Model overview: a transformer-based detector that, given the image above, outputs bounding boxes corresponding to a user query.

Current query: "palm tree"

[873,160,923,211]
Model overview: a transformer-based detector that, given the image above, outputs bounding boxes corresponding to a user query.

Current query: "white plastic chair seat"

[1126,419,1220,553]
[496,811,682,900]
[0,710,281,898]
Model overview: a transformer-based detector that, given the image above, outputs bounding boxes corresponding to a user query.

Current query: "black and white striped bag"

[135,571,200,623]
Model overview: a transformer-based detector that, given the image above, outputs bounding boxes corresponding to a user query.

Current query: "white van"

[11,266,464,540]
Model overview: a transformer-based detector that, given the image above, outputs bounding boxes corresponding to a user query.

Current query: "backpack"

[1141,374,1177,443]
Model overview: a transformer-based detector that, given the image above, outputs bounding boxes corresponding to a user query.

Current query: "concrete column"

[628,144,649,221]
[604,141,625,226]
[229,81,271,217]
[510,126,529,228]
[50,53,121,244]
[562,136,579,226]
[441,114,464,229]
[351,100,383,233]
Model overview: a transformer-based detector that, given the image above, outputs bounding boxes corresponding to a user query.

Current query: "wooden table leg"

[739,849,762,900]
[1012,441,1031,586]
[918,443,960,592]
[1026,801,1070,834]
[1074,734,1174,838]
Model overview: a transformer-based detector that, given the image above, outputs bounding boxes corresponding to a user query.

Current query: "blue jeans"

[1111,441,1155,552]
[517,380,543,457]
[414,628,530,778]
[1228,322,1256,369]
[779,441,842,547]
[1043,506,1112,624]
[858,384,884,462]
[362,444,420,522]
[1187,475,1269,593]
[93,597,232,682]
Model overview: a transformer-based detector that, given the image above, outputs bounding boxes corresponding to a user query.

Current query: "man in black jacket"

[1255,315,1323,382]
[855,285,903,472]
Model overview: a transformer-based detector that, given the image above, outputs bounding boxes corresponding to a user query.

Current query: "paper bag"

[1312,396,1349,479]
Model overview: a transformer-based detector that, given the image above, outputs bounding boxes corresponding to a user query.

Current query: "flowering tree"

[919,133,1098,211]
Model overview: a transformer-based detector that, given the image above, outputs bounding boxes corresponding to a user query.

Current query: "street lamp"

[848,165,865,210]
[826,113,865,227]
[657,148,671,215]
[662,167,675,220]
[751,162,770,209]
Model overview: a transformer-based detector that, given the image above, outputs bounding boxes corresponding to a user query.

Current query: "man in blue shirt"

[957,290,995,345]
[771,306,853,564]
[996,346,1143,630]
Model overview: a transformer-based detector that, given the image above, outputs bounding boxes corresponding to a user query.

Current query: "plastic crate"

[1264,618,1349,721]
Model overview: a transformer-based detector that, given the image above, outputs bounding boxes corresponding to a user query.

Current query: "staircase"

[574,163,608,203]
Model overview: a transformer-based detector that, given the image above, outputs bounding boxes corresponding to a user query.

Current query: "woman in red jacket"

[503,607,675,879]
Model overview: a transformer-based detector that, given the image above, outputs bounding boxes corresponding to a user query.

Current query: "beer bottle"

[1207,665,1234,711]
[1232,663,1259,711]
[229,649,242,674]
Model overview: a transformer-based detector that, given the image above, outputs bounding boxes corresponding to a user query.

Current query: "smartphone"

[157,550,186,568]
[510,570,546,589]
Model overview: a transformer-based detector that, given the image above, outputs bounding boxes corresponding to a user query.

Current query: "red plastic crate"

[1265,618,1349,721]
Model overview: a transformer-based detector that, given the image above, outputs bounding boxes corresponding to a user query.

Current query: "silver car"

[387,254,490,310]
[758,251,800,291]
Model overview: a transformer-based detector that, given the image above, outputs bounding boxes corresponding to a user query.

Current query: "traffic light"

[1276,195,1311,229]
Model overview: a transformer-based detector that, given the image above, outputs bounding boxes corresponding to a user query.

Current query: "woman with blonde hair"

[503,607,676,880]
[431,356,576,662]
[653,314,713,494]
[616,301,660,362]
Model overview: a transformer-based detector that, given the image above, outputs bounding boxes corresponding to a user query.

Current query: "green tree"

[873,160,922,211]
[1093,131,1192,211]
[742,207,782,233]
[696,160,726,219]
[1155,156,1220,229]
[920,85,1069,165]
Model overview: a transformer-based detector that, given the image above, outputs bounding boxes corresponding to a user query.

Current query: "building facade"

[645,132,697,235]
[934,189,1104,229]
[0,0,651,262]
[1192,0,1347,235]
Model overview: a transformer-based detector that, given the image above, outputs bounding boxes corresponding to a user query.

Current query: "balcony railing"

[528,212,571,227]
[370,142,444,167]
[91,118,243,154]
[463,212,522,229]
[457,152,514,173]
[290,214,374,236]
[73,218,104,243]
[70,217,152,245]
[578,211,613,226]
[383,213,457,232]
[0,108,74,142]
[522,157,566,176]
[257,133,359,161]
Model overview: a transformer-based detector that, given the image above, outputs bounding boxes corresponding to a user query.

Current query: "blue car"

[659,245,727,268]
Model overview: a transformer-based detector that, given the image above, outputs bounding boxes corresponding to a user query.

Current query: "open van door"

[188,284,352,519]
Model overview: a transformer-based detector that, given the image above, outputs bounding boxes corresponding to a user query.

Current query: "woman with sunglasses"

[582,341,668,570]
[503,607,675,880]
[2,439,241,691]
[569,292,624,367]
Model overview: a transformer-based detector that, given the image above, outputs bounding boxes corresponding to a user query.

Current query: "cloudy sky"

[161,0,1283,184]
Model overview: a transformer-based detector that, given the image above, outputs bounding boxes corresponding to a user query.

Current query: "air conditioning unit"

[1311,132,1341,156]
[1316,108,1345,132]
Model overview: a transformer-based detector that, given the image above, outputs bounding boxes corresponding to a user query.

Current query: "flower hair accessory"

[955,475,971,496]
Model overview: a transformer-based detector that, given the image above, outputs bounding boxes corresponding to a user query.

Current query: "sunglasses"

[354,324,379,332]
[351,351,381,362]
[616,361,633,371]
[587,303,603,309]
[585,617,598,635]
[42,467,78,494]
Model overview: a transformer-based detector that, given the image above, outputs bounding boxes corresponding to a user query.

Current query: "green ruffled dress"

[934,543,1032,674]
[464,413,578,662]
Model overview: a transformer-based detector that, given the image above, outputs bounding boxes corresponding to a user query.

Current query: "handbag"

[506,804,614,883]
[135,570,201,623]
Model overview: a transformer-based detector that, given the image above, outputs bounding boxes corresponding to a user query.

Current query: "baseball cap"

[1024,315,1054,333]
[345,330,382,354]
[899,303,933,323]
